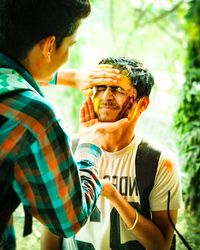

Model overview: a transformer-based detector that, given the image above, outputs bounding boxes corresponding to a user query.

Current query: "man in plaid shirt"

[0,1,125,249]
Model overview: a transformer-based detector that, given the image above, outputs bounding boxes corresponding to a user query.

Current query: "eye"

[113,86,125,94]
[96,85,107,92]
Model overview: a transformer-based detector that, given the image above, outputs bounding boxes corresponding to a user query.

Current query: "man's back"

[0,59,102,240]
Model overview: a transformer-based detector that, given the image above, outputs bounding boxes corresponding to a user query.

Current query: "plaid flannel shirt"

[0,52,102,239]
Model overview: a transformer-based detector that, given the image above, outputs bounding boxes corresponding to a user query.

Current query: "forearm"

[44,66,121,90]
[108,189,170,250]
[39,70,81,88]
[75,143,102,213]
[15,123,102,237]
[55,69,89,90]
[56,69,79,88]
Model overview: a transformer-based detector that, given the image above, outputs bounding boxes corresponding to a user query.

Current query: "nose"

[102,87,114,100]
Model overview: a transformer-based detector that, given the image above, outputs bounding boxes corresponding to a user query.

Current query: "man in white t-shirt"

[41,57,182,250]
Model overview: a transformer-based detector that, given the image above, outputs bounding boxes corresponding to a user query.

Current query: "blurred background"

[14,0,199,249]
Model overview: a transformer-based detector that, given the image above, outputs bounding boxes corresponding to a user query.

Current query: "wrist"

[48,72,57,85]
[124,209,138,231]
[107,185,120,203]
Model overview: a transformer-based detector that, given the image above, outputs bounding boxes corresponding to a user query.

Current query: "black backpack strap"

[23,207,33,237]
[135,139,161,218]
[136,140,176,249]
[0,184,20,237]
[0,186,32,238]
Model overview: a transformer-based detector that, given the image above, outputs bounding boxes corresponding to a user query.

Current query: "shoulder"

[19,90,57,121]
[139,137,180,174]
[158,149,180,180]
[141,137,178,163]
[1,90,59,137]
[153,144,181,184]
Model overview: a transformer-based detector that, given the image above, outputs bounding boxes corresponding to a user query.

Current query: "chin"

[98,116,118,122]
[35,75,53,83]
[97,111,119,122]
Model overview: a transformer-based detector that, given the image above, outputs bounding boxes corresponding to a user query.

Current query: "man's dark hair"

[99,57,155,99]
[0,0,91,60]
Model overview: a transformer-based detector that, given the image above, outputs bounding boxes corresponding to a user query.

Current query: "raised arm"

[40,66,121,90]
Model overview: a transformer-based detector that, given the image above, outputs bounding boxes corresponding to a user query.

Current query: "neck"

[101,123,136,152]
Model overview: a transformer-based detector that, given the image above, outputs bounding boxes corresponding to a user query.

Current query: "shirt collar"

[0,52,44,97]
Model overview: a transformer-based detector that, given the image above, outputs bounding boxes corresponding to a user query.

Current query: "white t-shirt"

[63,136,182,250]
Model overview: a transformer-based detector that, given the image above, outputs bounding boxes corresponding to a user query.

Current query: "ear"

[127,96,149,120]
[137,96,149,113]
[40,36,56,63]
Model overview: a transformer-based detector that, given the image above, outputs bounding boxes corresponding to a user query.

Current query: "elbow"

[47,217,87,238]
[142,238,170,250]
[149,240,172,250]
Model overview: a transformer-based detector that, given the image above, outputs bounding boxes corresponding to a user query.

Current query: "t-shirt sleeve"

[149,149,182,211]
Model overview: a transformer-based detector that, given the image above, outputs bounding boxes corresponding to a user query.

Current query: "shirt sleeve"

[48,72,57,85]
[13,116,102,238]
[149,149,182,211]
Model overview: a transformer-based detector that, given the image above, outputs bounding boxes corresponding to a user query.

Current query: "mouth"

[99,102,119,110]
[99,105,119,110]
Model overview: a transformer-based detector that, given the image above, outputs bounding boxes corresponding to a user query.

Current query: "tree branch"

[147,1,185,25]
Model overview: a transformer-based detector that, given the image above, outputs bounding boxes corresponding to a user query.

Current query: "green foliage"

[62,88,85,133]
[61,45,85,133]
[174,0,200,214]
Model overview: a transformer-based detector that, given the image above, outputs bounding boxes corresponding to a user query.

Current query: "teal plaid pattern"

[0,52,102,245]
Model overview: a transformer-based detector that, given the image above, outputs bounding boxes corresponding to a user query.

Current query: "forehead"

[93,76,137,97]
[104,66,134,90]
[117,75,132,90]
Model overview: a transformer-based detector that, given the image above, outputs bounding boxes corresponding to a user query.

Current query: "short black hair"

[0,0,91,60]
[99,56,155,99]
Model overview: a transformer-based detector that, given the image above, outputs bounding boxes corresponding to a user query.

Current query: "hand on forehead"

[83,64,135,96]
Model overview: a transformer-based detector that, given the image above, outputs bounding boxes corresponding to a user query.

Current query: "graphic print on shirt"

[75,174,141,250]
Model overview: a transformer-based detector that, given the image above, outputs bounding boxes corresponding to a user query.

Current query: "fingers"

[89,69,121,82]
[82,66,121,91]
[80,105,86,123]
[97,64,114,69]
[79,117,128,147]
[89,67,121,83]
[100,179,117,198]
[89,69,120,79]
[82,88,93,96]
[87,96,95,119]
[80,97,95,123]
[95,118,128,134]
[89,78,118,85]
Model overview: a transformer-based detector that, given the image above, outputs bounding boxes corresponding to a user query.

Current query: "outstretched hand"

[81,64,121,95]
[79,96,128,146]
